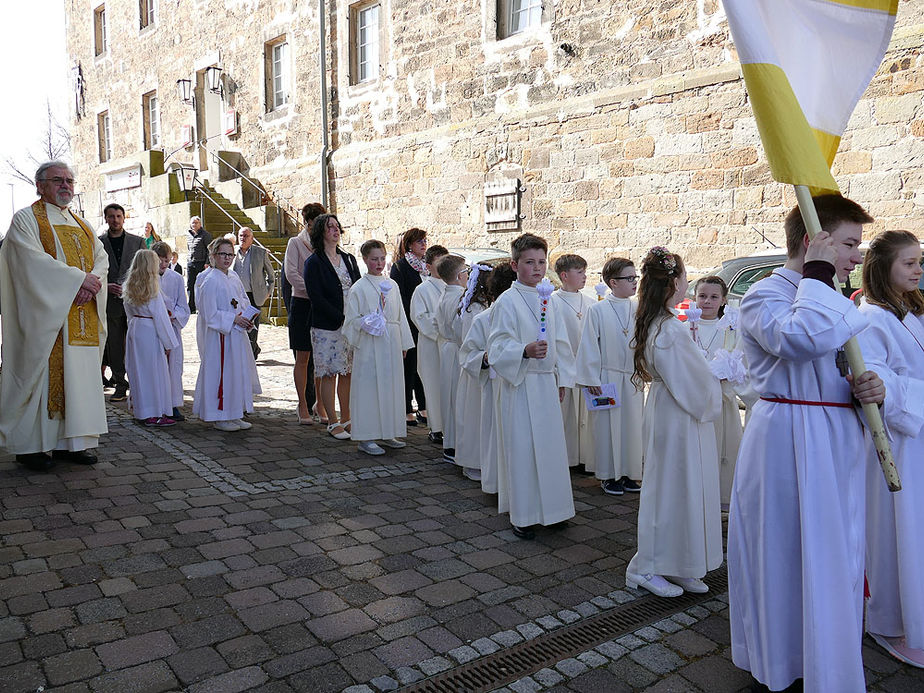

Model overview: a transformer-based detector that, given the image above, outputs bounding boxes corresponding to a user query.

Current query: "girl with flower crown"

[624,247,722,598]
[691,276,756,510]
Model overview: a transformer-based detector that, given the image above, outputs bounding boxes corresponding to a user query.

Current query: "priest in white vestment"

[728,196,885,692]
[0,161,108,471]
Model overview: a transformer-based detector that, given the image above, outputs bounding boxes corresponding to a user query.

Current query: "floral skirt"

[311,327,353,377]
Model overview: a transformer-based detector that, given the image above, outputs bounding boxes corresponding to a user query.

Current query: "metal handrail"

[192,178,287,321]
[197,140,302,234]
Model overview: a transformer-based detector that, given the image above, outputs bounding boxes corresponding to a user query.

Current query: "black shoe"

[16,453,54,472]
[172,408,186,422]
[428,431,443,445]
[571,463,595,476]
[415,412,428,426]
[511,525,535,540]
[102,376,115,390]
[442,448,456,463]
[621,477,641,492]
[602,479,625,496]
[52,449,97,465]
[110,387,128,402]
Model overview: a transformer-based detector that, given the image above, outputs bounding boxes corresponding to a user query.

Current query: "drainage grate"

[401,566,727,693]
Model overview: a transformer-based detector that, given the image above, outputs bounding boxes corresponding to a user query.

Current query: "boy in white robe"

[153,242,190,421]
[193,239,262,431]
[728,195,886,692]
[409,245,449,444]
[550,254,595,477]
[343,240,415,455]
[435,255,469,464]
[856,230,924,668]
[575,257,644,496]
[487,233,575,540]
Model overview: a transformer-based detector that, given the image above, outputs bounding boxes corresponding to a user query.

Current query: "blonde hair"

[123,250,162,306]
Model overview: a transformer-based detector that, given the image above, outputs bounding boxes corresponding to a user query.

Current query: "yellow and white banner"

[722,0,898,193]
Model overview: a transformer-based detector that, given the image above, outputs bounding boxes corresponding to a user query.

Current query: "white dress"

[728,269,870,692]
[574,296,644,482]
[454,302,488,472]
[857,301,924,649]
[626,315,722,579]
[125,294,178,420]
[436,284,465,451]
[459,307,499,493]
[410,277,445,432]
[488,281,576,527]
[193,270,262,422]
[342,275,414,442]
[160,269,190,409]
[550,290,594,470]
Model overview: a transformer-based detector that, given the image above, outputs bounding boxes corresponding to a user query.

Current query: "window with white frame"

[94,5,107,56]
[351,2,380,84]
[142,91,160,149]
[140,0,155,30]
[98,111,111,162]
[497,0,542,39]
[264,38,289,112]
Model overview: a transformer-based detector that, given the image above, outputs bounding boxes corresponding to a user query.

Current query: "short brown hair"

[554,253,587,276]
[784,194,873,258]
[511,233,548,262]
[360,239,386,258]
[425,245,449,265]
[396,227,427,256]
[602,257,634,286]
[301,202,326,225]
[151,241,172,259]
[435,254,466,283]
[862,230,924,319]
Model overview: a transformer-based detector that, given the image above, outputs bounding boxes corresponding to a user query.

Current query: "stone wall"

[66,0,924,271]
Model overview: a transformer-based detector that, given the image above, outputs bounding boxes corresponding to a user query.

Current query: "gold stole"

[31,200,100,418]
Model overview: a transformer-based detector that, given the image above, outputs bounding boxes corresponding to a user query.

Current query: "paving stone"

[76,598,127,624]
[306,608,377,641]
[0,641,22,667]
[285,661,353,692]
[89,660,179,693]
[556,657,589,677]
[344,686,376,693]
[635,626,663,642]
[418,655,452,675]
[508,676,541,693]
[27,608,75,635]
[95,630,179,669]
[0,661,46,692]
[616,633,646,650]
[415,580,476,607]
[44,648,103,685]
[448,644,480,664]
[492,629,524,647]
[120,584,189,613]
[595,640,629,660]
[629,643,685,674]
[417,625,463,653]
[65,622,126,649]
[536,615,564,630]
[471,637,501,655]
[569,667,634,693]
[374,636,435,669]
[188,665,269,693]
[98,577,136,596]
[170,613,247,649]
[642,674,705,692]
[394,666,424,685]
[577,649,610,668]
[238,600,309,632]
[557,609,581,624]
[664,629,719,658]
[339,650,390,682]
[181,560,229,578]
[263,645,336,677]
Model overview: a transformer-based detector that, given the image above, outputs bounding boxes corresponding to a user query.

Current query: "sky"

[0,1,69,232]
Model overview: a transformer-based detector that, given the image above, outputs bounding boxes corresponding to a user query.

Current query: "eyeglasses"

[39,176,76,186]
[614,275,639,283]
[214,252,235,258]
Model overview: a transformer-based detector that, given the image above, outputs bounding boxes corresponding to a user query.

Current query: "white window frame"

[349,2,381,85]
[94,5,107,56]
[498,0,542,40]
[271,41,289,110]
[98,111,112,162]
[140,0,156,30]
[143,91,160,149]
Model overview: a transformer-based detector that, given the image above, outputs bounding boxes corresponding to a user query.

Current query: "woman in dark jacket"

[304,214,361,440]
[389,227,429,426]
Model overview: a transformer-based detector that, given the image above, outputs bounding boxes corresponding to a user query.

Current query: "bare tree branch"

[4,99,71,186]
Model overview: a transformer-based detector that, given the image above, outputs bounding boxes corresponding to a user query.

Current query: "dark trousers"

[104,311,129,385]
[246,291,261,359]
[187,262,205,312]
[403,346,426,414]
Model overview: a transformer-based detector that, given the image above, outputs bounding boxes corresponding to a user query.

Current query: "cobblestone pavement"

[2,318,923,693]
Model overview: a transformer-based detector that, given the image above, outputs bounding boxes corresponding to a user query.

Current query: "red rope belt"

[760,396,853,409]
[218,334,225,411]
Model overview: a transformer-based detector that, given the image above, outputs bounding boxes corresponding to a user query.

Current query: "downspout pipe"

[319,0,330,210]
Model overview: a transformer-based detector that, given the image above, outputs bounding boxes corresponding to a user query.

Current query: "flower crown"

[649,246,677,274]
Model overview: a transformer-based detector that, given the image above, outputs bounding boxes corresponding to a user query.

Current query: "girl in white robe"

[434,255,469,462]
[193,239,262,431]
[574,258,644,494]
[626,247,721,598]
[857,230,924,667]
[455,265,493,481]
[153,242,190,416]
[691,276,756,509]
[342,241,415,455]
[410,249,449,438]
[122,250,178,425]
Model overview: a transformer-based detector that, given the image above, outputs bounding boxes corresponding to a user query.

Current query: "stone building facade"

[65,0,924,270]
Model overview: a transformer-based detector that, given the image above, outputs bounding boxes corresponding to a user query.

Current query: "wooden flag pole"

[793,184,901,492]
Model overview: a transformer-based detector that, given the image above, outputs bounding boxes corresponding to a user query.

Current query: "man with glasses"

[99,203,144,402]
[0,161,109,471]
[232,226,275,359]
[186,216,212,313]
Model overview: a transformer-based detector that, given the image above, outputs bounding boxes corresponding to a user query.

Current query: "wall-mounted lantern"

[205,66,223,95]
[176,78,195,107]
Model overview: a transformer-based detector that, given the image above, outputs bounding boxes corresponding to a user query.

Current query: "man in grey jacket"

[233,226,275,358]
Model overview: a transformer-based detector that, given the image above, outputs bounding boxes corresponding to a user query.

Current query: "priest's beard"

[54,191,74,207]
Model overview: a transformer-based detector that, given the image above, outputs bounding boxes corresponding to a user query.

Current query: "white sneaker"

[358,441,385,456]
[233,418,252,430]
[380,438,406,449]
[625,571,683,597]
[463,467,482,481]
[214,420,241,432]
[665,576,709,593]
